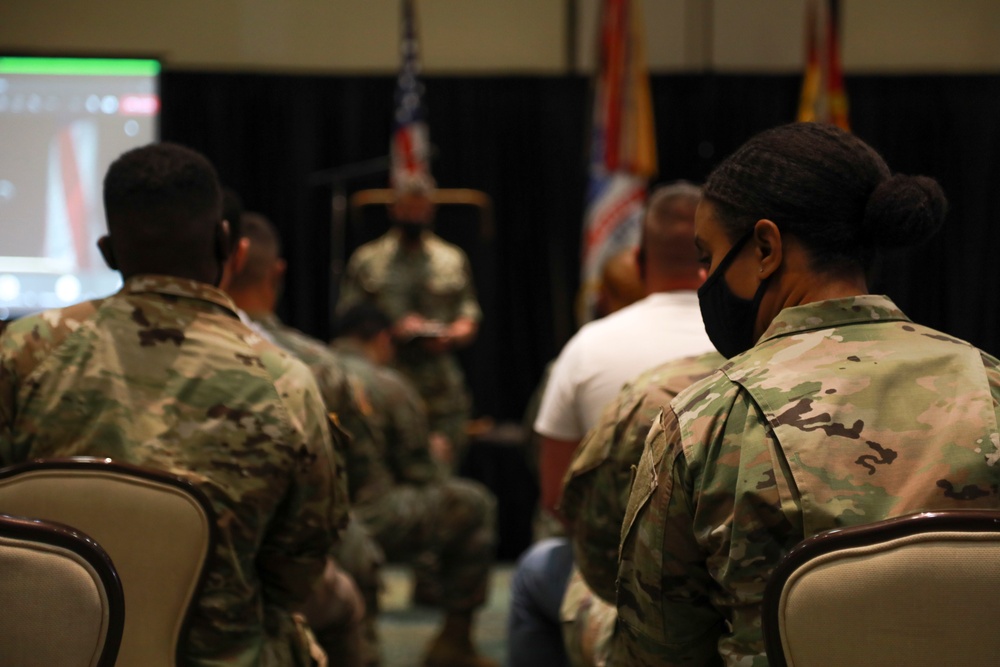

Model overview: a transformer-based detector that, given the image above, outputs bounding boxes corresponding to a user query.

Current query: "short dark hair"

[227,211,282,291]
[704,122,947,273]
[101,142,224,280]
[335,303,392,341]
[104,142,221,234]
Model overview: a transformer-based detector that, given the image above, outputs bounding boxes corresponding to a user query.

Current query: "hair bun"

[861,174,947,248]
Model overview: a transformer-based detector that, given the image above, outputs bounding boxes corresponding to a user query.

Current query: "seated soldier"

[225,209,386,667]
[0,142,348,667]
[332,302,499,667]
[558,351,723,667]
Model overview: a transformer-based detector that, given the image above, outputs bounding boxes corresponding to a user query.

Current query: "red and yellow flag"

[797,0,849,131]
[579,0,657,324]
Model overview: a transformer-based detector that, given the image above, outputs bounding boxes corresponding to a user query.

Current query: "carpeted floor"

[378,563,513,667]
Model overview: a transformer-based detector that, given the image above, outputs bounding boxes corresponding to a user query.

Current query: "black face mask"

[395,221,426,242]
[697,229,770,359]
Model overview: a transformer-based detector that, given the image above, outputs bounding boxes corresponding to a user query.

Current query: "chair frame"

[762,509,1000,667]
[0,457,217,666]
[0,511,125,667]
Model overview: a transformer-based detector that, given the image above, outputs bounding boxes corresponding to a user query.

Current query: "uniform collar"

[757,295,911,345]
[121,275,241,318]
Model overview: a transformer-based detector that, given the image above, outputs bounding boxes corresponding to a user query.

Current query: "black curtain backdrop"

[160,72,1000,423]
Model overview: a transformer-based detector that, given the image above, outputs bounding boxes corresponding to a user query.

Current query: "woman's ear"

[97,235,118,270]
[753,219,783,280]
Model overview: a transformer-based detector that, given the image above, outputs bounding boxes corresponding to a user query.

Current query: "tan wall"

[3,0,1000,74]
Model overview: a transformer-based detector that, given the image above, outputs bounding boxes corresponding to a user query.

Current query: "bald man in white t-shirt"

[507,182,715,667]
[534,182,714,519]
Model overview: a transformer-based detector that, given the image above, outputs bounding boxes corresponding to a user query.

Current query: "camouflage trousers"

[396,352,472,467]
[560,568,616,667]
[329,515,385,667]
[356,478,497,612]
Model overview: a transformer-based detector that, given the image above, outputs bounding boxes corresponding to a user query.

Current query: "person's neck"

[398,233,425,251]
[227,288,275,317]
[755,270,867,340]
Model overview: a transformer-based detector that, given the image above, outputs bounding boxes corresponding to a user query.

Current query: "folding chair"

[763,509,1000,667]
[0,457,216,667]
[0,512,124,667]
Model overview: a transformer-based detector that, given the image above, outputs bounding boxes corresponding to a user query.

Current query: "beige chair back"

[0,512,124,667]
[763,509,1000,667]
[0,458,214,667]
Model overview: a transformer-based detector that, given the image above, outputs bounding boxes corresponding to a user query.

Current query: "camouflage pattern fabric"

[338,228,481,455]
[556,352,721,667]
[561,351,724,604]
[329,341,496,612]
[0,275,349,667]
[330,339,442,503]
[248,312,386,666]
[613,295,1000,667]
[358,478,496,612]
[248,312,379,468]
[560,568,616,667]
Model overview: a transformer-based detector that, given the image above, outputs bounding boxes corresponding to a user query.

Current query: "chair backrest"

[0,512,124,667]
[762,509,1000,667]
[0,458,216,667]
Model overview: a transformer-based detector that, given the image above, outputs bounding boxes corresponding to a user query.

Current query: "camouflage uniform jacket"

[614,295,1000,667]
[338,229,481,431]
[560,351,724,604]
[0,275,349,667]
[330,339,440,505]
[247,311,380,480]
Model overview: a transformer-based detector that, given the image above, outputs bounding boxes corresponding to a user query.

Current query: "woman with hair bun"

[613,122,1000,666]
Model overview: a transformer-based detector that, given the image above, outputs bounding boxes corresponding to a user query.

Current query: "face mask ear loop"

[704,227,755,289]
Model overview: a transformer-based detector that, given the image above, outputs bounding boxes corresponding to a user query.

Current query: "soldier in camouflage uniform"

[332,303,499,667]
[614,123,1000,666]
[227,211,386,667]
[0,143,348,667]
[337,182,481,466]
[229,212,496,667]
[558,351,723,667]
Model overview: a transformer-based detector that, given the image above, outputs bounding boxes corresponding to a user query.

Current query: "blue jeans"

[506,538,573,667]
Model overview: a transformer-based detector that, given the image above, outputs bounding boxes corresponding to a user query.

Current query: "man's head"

[335,302,395,365]
[637,181,703,290]
[99,142,226,285]
[389,177,437,241]
[225,211,286,314]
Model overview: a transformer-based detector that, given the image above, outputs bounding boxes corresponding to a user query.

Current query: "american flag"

[797,0,850,130]
[390,0,432,190]
[579,0,657,324]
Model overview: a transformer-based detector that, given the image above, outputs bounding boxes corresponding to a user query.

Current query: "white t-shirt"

[534,291,715,441]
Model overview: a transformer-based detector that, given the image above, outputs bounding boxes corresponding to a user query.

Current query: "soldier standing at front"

[338,179,481,466]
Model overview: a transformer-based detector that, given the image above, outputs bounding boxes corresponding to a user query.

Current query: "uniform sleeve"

[561,389,642,603]
[0,316,61,466]
[0,327,22,465]
[456,253,482,323]
[336,253,368,317]
[257,367,348,608]
[384,372,439,484]
[611,407,724,667]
